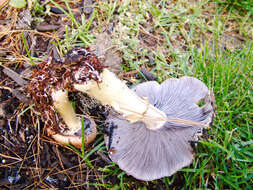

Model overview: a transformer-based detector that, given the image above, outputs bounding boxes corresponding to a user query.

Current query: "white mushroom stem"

[51,89,81,134]
[74,69,168,130]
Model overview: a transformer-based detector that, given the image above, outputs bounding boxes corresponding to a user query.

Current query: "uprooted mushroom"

[29,47,215,181]
[28,48,103,147]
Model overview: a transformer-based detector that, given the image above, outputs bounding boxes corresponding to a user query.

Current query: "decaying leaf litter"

[0,0,252,189]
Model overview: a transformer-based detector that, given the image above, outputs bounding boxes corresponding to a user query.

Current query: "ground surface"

[0,0,252,189]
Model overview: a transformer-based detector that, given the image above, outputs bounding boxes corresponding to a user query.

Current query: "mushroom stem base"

[51,89,81,134]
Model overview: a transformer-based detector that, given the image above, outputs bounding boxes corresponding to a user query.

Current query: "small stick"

[2,68,28,86]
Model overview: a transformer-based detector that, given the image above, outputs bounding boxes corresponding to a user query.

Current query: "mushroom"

[29,47,214,180]
[104,77,215,181]
[28,47,103,148]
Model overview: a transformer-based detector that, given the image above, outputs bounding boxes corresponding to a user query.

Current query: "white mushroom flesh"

[51,89,81,134]
[74,69,168,130]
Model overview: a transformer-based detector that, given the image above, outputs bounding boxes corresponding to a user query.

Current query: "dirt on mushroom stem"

[28,47,106,134]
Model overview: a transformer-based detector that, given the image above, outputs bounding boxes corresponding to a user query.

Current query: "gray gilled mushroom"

[28,47,214,180]
[104,77,215,181]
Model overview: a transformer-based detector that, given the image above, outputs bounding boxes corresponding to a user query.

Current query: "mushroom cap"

[105,76,215,181]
